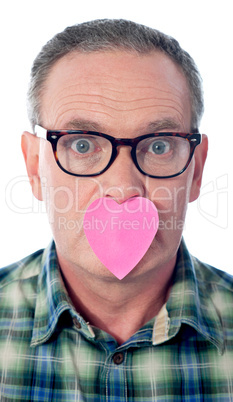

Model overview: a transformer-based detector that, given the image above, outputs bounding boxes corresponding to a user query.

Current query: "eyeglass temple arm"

[34,125,47,139]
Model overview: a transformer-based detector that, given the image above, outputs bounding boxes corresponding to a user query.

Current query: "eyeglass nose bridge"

[109,137,140,171]
[113,138,138,148]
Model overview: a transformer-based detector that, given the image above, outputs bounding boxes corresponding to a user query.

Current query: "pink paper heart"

[83,197,159,279]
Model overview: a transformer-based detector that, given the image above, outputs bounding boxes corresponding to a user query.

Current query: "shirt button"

[73,317,81,329]
[113,352,124,365]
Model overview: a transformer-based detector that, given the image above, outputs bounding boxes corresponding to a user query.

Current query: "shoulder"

[192,255,233,296]
[0,248,44,289]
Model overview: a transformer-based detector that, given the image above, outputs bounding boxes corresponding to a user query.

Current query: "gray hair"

[27,19,204,130]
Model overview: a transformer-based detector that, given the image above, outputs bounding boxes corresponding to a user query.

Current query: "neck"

[59,256,176,345]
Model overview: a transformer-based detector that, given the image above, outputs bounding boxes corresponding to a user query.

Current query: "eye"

[148,139,171,155]
[71,138,95,154]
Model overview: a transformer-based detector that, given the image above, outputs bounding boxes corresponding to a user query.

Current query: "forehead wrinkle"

[51,108,113,128]
[41,54,191,130]
[47,92,186,125]
[48,79,184,103]
[54,97,185,112]
[43,67,186,104]
[42,82,187,129]
[51,103,185,131]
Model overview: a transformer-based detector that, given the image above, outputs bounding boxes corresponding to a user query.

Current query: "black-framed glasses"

[35,125,201,179]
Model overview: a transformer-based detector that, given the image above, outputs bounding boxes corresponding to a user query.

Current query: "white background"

[0,0,232,273]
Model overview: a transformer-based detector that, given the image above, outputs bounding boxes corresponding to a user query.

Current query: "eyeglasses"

[35,125,201,179]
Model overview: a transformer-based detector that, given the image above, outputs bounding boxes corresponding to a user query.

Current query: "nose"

[101,146,146,204]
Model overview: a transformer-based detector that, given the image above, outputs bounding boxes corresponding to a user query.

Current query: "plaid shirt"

[0,240,233,401]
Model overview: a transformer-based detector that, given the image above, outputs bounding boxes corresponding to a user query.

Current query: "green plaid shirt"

[0,240,233,401]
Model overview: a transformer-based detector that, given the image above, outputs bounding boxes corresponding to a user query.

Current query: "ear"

[21,131,43,201]
[189,134,208,202]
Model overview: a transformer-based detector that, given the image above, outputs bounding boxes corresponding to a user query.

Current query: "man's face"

[24,50,207,280]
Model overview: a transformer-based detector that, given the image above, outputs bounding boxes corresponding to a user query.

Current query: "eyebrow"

[67,119,104,132]
[67,117,182,133]
[145,119,182,132]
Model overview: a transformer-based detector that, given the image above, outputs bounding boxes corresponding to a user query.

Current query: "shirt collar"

[31,242,95,347]
[163,240,225,354]
[31,240,225,353]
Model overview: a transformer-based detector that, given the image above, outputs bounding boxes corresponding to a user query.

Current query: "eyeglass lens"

[56,134,190,177]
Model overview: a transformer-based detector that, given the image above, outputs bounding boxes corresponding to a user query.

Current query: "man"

[0,19,232,401]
